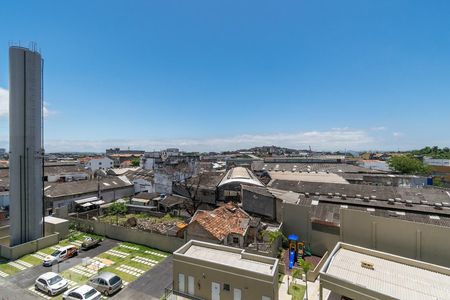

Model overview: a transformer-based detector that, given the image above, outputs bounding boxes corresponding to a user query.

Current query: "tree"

[131,157,140,167]
[176,172,208,216]
[298,258,313,300]
[262,230,287,246]
[108,202,127,225]
[388,155,430,175]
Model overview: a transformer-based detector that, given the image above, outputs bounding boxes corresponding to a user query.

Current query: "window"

[223,284,230,291]
[38,279,47,285]
[99,162,102,165]
[232,237,239,244]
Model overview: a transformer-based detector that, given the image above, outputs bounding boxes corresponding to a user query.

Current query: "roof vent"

[341,194,347,200]
[356,194,362,199]
[334,192,340,197]
[405,200,413,207]
[387,199,395,205]
[327,193,333,198]
[370,195,377,200]
[395,197,402,203]
[363,196,370,202]
[361,261,374,270]
[434,203,443,210]
[420,200,428,205]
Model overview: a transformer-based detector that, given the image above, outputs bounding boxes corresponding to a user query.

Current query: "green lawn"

[289,283,306,300]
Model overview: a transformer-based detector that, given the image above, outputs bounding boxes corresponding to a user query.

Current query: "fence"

[69,216,186,253]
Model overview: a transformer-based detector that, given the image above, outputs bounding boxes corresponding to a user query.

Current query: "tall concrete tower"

[9,46,44,246]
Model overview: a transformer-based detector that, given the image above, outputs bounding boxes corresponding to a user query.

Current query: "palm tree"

[298,258,313,300]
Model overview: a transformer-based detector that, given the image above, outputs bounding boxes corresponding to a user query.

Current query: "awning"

[75,196,99,205]
[91,200,105,205]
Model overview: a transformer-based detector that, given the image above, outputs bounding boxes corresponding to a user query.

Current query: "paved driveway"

[7,238,119,290]
[112,255,173,300]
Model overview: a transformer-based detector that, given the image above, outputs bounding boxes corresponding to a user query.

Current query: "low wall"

[307,251,328,282]
[70,217,186,253]
[0,233,60,260]
[0,225,9,238]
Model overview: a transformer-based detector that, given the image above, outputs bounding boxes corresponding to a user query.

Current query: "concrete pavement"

[112,255,173,300]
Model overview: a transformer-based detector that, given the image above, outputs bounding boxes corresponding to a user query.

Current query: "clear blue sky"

[0,0,449,152]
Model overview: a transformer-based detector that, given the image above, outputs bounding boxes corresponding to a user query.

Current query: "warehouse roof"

[45,177,132,199]
[321,242,450,300]
[218,167,264,187]
[252,161,383,174]
[269,180,450,204]
[268,171,349,184]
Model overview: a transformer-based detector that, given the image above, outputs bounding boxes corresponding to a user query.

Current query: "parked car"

[87,272,122,295]
[81,236,102,250]
[35,272,69,296]
[62,285,101,300]
[43,245,78,266]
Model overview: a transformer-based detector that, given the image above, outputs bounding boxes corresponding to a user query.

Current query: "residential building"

[186,203,255,248]
[85,157,113,172]
[320,242,450,300]
[171,240,279,300]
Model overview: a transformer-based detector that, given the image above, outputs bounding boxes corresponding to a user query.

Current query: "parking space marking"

[105,249,129,258]
[70,265,97,277]
[71,240,83,247]
[8,261,27,270]
[32,252,47,260]
[119,244,139,251]
[27,286,52,299]
[131,256,156,266]
[144,250,168,257]
[27,279,77,300]
[0,270,9,277]
[16,259,34,268]
[116,264,145,277]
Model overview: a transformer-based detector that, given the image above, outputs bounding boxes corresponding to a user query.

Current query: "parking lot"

[0,231,169,299]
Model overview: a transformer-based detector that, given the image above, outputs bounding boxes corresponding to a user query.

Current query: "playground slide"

[289,249,295,269]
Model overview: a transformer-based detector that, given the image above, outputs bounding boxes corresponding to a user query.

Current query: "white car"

[35,272,69,296]
[62,285,102,300]
[43,245,78,266]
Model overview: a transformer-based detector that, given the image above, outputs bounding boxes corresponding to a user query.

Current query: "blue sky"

[0,0,449,152]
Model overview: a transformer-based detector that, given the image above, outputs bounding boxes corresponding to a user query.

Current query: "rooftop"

[175,240,278,276]
[268,171,349,184]
[321,242,450,300]
[252,161,383,174]
[218,167,264,187]
[189,203,251,241]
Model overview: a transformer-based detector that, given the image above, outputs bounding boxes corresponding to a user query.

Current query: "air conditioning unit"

[405,200,413,207]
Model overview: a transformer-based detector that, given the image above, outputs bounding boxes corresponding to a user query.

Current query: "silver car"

[87,272,122,296]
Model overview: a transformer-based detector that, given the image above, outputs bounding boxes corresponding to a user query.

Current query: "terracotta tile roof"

[190,203,250,241]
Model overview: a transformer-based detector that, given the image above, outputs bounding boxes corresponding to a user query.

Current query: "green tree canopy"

[388,155,430,175]
[131,157,140,167]
[411,146,450,159]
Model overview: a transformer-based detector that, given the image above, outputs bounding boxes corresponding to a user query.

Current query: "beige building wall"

[173,250,278,300]
[341,209,450,268]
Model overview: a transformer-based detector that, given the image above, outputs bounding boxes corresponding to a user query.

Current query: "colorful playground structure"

[288,234,310,269]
